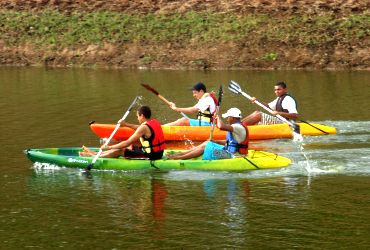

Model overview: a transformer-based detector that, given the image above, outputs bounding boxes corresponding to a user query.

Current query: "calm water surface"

[1,67,369,249]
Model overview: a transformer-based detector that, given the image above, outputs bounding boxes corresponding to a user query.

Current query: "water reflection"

[16,162,370,249]
[151,180,168,221]
[29,169,169,227]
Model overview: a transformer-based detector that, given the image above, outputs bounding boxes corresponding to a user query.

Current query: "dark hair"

[192,82,206,92]
[275,81,287,89]
[138,106,151,119]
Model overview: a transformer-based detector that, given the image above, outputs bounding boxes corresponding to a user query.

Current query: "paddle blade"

[292,124,303,142]
[228,80,241,94]
[217,85,224,106]
[141,83,159,95]
[293,123,301,134]
[128,96,142,111]
[86,164,93,171]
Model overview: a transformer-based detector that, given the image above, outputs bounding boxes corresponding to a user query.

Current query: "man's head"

[192,82,206,99]
[274,81,288,97]
[221,108,242,124]
[137,106,151,123]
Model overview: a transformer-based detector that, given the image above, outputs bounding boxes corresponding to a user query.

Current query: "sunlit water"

[1,67,369,249]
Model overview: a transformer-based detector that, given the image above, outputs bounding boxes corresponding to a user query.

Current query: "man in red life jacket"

[164,82,218,126]
[167,108,248,160]
[81,106,166,160]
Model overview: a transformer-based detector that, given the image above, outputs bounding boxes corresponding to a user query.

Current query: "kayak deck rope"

[243,157,260,169]
[250,150,279,160]
[300,119,329,134]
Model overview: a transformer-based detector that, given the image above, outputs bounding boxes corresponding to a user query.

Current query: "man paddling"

[164,82,217,126]
[167,108,248,160]
[81,106,166,160]
[242,81,299,125]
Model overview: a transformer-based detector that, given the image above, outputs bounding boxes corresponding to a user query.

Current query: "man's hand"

[169,102,177,111]
[118,120,127,126]
[101,144,111,150]
[215,116,222,128]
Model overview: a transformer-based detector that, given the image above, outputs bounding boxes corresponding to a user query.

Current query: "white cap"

[221,108,242,118]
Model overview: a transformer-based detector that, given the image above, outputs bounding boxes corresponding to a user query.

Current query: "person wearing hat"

[164,82,217,126]
[167,107,249,160]
[242,81,299,125]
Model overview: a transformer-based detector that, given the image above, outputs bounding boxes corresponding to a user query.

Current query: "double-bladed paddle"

[209,85,223,140]
[86,96,141,171]
[141,83,189,119]
[228,80,303,142]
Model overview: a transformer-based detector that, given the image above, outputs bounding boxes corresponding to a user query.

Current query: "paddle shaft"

[156,94,171,106]
[88,96,140,169]
[209,106,219,141]
[141,84,189,119]
[210,86,223,141]
[159,95,189,119]
[91,111,129,164]
[239,91,297,128]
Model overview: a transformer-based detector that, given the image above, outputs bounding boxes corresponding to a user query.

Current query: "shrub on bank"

[0,10,368,47]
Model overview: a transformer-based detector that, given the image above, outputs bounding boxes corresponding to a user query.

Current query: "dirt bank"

[0,0,369,70]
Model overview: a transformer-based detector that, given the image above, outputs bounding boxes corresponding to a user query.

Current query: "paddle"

[86,96,141,171]
[228,80,303,142]
[141,83,189,119]
[209,85,223,140]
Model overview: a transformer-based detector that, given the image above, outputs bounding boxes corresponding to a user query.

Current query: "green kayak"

[25,148,291,171]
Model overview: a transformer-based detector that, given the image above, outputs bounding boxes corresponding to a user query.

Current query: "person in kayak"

[81,106,166,160]
[164,82,217,126]
[241,81,298,125]
[167,107,248,160]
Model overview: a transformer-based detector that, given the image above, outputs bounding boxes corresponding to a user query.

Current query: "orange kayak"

[90,122,336,141]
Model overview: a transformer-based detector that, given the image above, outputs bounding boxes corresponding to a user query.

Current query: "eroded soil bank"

[0,0,369,70]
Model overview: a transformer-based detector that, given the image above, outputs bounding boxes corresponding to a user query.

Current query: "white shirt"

[231,124,246,143]
[194,94,216,113]
[269,95,298,114]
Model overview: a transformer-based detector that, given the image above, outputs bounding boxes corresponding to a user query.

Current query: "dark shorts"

[125,147,164,160]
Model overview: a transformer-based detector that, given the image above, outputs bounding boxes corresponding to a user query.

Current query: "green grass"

[0,9,368,47]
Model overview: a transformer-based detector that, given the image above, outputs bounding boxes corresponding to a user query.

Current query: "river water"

[1,67,369,249]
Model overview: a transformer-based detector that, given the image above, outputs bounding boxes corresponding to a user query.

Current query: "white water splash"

[295,140,343,175]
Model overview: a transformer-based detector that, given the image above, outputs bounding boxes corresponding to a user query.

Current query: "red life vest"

[140,119,166,153]
[209,91,219,106]
[238,124,249,155]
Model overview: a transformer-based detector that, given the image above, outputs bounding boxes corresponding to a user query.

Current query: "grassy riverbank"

[0,9,369,69]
